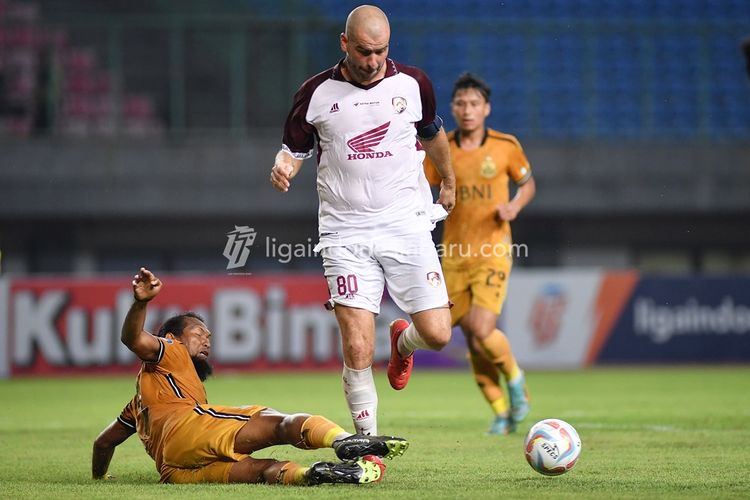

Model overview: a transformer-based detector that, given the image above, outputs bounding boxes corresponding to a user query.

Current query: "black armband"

[417,115,443,140]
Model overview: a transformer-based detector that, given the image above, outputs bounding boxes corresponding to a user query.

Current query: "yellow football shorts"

[443,256,512,325]
[159,404,266,483]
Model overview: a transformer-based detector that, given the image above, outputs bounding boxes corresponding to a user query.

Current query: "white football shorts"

[321,232,449,315]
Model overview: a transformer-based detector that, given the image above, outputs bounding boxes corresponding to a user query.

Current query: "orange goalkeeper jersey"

[126,337,209,470]
[425,128,532,262]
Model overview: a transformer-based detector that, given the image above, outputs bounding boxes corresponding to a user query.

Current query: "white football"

[524,418,582,476]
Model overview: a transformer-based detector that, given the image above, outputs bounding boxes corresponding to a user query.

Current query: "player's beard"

[344,56,380,83]
[358,64,379,80]
[192,357,213,381]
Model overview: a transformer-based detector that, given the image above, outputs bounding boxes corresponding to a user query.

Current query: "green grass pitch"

[1,367,749,499]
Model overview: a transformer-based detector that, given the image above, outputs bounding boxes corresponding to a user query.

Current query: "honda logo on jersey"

[346,121,394,160]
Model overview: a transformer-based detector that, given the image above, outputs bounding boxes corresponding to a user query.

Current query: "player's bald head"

[345,5,390,40]
[340,5,390,85]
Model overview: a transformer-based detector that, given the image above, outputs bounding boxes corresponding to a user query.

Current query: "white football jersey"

[282,58,441,249]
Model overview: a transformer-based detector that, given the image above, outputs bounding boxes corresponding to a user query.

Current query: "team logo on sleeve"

[392,96,407,113]
[346,122,393,160]
[426,271,442,287]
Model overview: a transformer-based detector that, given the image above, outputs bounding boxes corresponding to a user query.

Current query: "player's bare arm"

[421,128,456,212]
[270,149,304,193]
[121,267,162,361]
[497,176,536,222]
[92,419,135,480]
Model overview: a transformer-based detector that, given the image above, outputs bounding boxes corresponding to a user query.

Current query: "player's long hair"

[157,312,213,381]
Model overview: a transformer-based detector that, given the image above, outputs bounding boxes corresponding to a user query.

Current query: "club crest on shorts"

[426,271,442,287]
[392,96,407,114]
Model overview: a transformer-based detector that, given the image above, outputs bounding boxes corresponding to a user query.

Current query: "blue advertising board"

[598,277,750,363]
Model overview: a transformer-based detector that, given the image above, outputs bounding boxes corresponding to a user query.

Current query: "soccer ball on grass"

[523,418,581,476]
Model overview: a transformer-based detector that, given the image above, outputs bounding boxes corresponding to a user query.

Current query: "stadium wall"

[2,137,749,274]
[0,270,748,378]
[2,138,749,216]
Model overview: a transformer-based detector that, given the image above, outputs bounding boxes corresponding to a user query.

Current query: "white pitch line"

[574,422,681,432]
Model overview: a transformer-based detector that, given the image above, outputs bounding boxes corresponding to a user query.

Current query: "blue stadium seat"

[291,0,749,139]
[729,0,750,20]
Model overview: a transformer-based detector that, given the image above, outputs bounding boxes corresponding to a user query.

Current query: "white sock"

[342,364,378,435]
[397,323,431,357]
[332,431,352,444]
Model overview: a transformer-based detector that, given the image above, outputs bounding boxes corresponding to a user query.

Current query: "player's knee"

[461,316,493,340]
[422,325,452,350]
[278,413,309,442]
[474,372,493,387]
[343,339,373,363]
[413,309,452,350]
[435,327,452,349]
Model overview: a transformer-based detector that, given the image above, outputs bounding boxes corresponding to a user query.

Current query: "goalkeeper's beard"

[191,357,213,381]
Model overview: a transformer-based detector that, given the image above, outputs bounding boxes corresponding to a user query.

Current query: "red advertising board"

[3,273,351,376]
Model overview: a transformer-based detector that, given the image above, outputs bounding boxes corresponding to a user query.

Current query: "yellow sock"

[507,364,521,383]
[490,398,510,416]
[277,462,308,485]
[300,415,347,449]
[477,329,520,380]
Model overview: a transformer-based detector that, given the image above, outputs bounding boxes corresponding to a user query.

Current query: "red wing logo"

[347,121,390,153]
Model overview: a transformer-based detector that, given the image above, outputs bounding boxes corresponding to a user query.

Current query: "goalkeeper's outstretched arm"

[92,418,136,480]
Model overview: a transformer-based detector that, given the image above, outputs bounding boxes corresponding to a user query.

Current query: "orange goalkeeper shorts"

[159,404,266,483]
